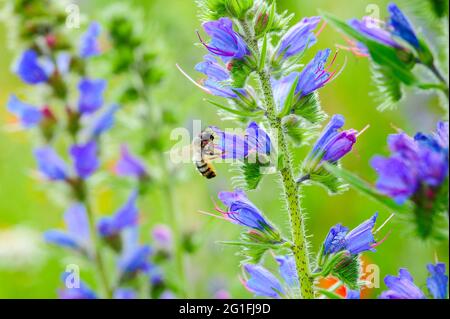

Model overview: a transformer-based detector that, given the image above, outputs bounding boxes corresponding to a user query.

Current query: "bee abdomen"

[195,161,216,179]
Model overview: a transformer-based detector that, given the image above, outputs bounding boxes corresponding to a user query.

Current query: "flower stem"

[160,154,188,298]
[240,20,314,299]
[74,180,113,298]
[427,63,449,100]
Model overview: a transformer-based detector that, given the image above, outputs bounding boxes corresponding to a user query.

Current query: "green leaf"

[278,77,300,118]
[323,163,412,214]
[331,254,361,291]
[240,160,268,190]
[293,92,326,124]
[205,99,257,117]
[371,64,403,111]
[258,34,268,72]
[309,165,349,195]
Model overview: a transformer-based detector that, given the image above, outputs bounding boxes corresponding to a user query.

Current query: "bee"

[193,129,220,179]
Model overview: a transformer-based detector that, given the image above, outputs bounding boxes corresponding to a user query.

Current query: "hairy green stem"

[160,155,188,298]
[74,180,113,298]
[241,20,314,299]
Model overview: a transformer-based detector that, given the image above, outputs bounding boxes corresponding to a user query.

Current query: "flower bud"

[225,0,253,19]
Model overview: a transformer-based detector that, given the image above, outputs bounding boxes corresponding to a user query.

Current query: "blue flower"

[56,52,72,75]
[69,140,99,179]
[195,55,246,99]
[211,122,272,160]
[427,263,448,299]
[59,272,96,299]
[380,268,426,299]
[44,203,91,255]
[272,49,337,110]
[275,255,299,288]
[115,145,148,179]
[323,224,348,255]
[7,95,43,128]
[118,227,153,280]
[78,78,107,114]
[346,290,360,299]
[387,3,419,49]
[80,22,102,58]
[371,123,449,204]
[14,49,53,84]
[90,104,120,138]
[305,114,357,171]
[97,190,139,238]
[243,264,284,298]
[323,213,378,255]
[349,17,401,49]
[276,17,321,60]
[217,189,274,232]
[201,18,248,61]
[344,213,378,254]
[114,288,137,299]
[34,146,68,181]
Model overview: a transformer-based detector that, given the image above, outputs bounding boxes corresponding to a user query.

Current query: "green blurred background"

[0,0,448,298]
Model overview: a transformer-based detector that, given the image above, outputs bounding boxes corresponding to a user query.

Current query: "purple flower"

[276,17,321,60]
[152,224,172,249]
[7,95,43,128]
[34,146,68,180]
[201,18,248,61]
[217,189,274,232]
[78,78,107,114]
[387,3,419,49]
[90,104,120,138]
[195,55,230,81]
[118,227,153,279]
[195,55,245,98]
[380,268,426,299]
[323,213,378,255]
[371,123,449,204]
[349,17,401,49]
[59,272,96,299]
[371,156,418,204]
[80,22,102,58]
[273,49,337,110]
[305,114,357,171]
[211,122,272,160]
[115,145,148,179]
[427,263,448,299]
[275,255,299,288]
[243,264,284,298]
[56,52,71,75]
[114,288,137,299]
[69,140,99,179]
[97,190,139,237]
[44,203,91,255]
[14,49,53,84]
[297,49,335,97]
[345,213,378,254]
[323,224,348,255]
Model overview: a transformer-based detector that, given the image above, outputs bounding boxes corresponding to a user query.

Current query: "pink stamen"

[315,21,327,37]
[196,31,235,57]
[371,230,392,248]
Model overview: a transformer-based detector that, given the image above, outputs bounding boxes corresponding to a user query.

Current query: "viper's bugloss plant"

[185,0,385,299]
[3,0,176,299]
[323,2,449,111]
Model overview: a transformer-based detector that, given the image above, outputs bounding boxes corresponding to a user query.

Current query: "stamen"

[372,229,392,248]
[356,124,370,137]
[374,213,395,234]
[315,21,327,37]
[175,63,212,94]
[197,210,228,221]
